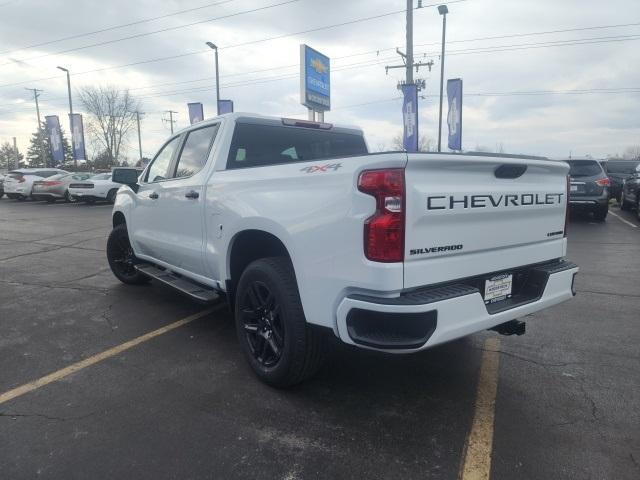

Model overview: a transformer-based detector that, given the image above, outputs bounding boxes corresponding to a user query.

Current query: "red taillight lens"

[17,177,26,183]
[564,175,570,237]
[595,178,610,187]
[42,181,63,186]
[358,168,405,262]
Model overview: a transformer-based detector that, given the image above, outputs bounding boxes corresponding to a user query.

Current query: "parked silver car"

[31,172,92,203]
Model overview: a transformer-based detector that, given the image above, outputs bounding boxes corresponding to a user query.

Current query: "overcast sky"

[0,0,639,162]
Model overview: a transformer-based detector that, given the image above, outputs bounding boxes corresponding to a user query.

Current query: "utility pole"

[135,111,143,160]
[164,110,177,134]
[12,137,19,169]
[25,88,45,167]
[385,0,433,150]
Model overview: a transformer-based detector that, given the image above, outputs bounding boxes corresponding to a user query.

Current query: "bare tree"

[391,133,435,152]
[622,145,640,160]
[78,85,140,165]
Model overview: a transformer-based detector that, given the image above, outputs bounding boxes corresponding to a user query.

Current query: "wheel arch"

[226,229,293,305]
[112,210,126,228]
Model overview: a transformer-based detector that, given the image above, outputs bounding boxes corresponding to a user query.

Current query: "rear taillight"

[358,168,405,262]
[17,177,25,183]
[595,178,610,187]
[564,175,570,237]
[42,181,63,186]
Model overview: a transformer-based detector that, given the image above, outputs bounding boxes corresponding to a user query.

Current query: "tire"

[17,195,26,202]
[46,197,56,204]
[593,206,608,222]
[106,189,118,204]
[620,193,630,210]
[235,257,328,387]
[106,224,151,285]
[64,190,74,203]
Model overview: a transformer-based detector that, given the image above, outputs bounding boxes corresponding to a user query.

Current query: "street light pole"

[205,42,220,115]
[437,5,448,153]
[57,66,76,168]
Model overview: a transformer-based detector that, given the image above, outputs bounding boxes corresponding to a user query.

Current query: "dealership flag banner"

[447,78,463,151]
[45,115,64,164]
[401,83,418,153]
[70,113,86,160]
[218,99,234,114]
[188,102,204,124]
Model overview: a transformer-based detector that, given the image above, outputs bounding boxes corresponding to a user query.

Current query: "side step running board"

[135,264,220,303]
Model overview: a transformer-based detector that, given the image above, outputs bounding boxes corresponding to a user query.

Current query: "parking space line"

[609,211,638,228]
[459,337,501,480]
[0,306,221,406]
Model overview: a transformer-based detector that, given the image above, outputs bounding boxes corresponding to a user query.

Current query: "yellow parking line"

[609,210,638,228]
[459,337,501,480]
[0,307,220,406]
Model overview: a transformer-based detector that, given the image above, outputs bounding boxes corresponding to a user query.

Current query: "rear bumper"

[336,260,578,352]
[569,194,608,209]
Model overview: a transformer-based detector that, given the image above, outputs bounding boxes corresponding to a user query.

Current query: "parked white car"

[3,168,69,200]
[68,173,123,204]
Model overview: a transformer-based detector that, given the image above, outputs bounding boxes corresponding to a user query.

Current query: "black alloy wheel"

[235,257,328,387]
[239,280,285,368]
[107,189,118,204]
[106,224,150,285]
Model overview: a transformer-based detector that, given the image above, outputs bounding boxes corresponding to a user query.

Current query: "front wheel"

[235,257,328,387]
[107,189,118,204]
[106,224,150,285]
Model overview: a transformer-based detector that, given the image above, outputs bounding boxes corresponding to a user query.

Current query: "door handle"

[149,192,159,199]
[185,190,199,199]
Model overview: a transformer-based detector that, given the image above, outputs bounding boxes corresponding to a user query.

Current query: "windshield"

[567,160,603,177]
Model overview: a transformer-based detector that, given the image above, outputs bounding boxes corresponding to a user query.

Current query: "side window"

[174,124,219,178]
[145,136,180,183]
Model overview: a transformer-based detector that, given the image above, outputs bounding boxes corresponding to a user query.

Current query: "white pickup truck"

[108,113,578,387]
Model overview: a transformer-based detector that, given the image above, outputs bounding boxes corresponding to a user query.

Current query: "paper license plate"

[484,274,513,304]
[570,185,578,192]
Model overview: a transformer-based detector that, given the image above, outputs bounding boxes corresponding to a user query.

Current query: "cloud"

[0,0,639,161]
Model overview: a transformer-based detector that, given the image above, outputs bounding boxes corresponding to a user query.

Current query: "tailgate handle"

[495,164,527,179]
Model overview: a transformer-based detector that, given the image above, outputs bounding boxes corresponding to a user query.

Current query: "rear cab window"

[226,121,367,169]
[566,160,603,177]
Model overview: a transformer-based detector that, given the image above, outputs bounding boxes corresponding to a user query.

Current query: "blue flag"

[401,84,418,153]
[70,114,86,160]
[188,102,204,124]
[45,115,64,164]
[447,78,463,151]
[218,99,234,114]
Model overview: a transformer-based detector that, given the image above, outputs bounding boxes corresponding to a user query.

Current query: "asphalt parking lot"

[0,198,638,480]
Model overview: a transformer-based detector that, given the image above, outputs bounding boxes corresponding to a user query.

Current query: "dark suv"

[620,163,640,219]
[566,159,610,221]
[604,160,640,203]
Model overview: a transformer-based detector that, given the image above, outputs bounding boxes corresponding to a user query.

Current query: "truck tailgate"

[404,154,569,288]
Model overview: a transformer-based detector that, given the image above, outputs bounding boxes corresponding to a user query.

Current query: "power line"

[0,0,467,88]
[2,31,639,108]
[0,0,305,67]
[0,0,241,56]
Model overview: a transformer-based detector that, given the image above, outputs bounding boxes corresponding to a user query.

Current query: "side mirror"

[112,168,140,192]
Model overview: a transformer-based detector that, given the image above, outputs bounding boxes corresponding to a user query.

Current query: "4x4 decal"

[300,163,342,174]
